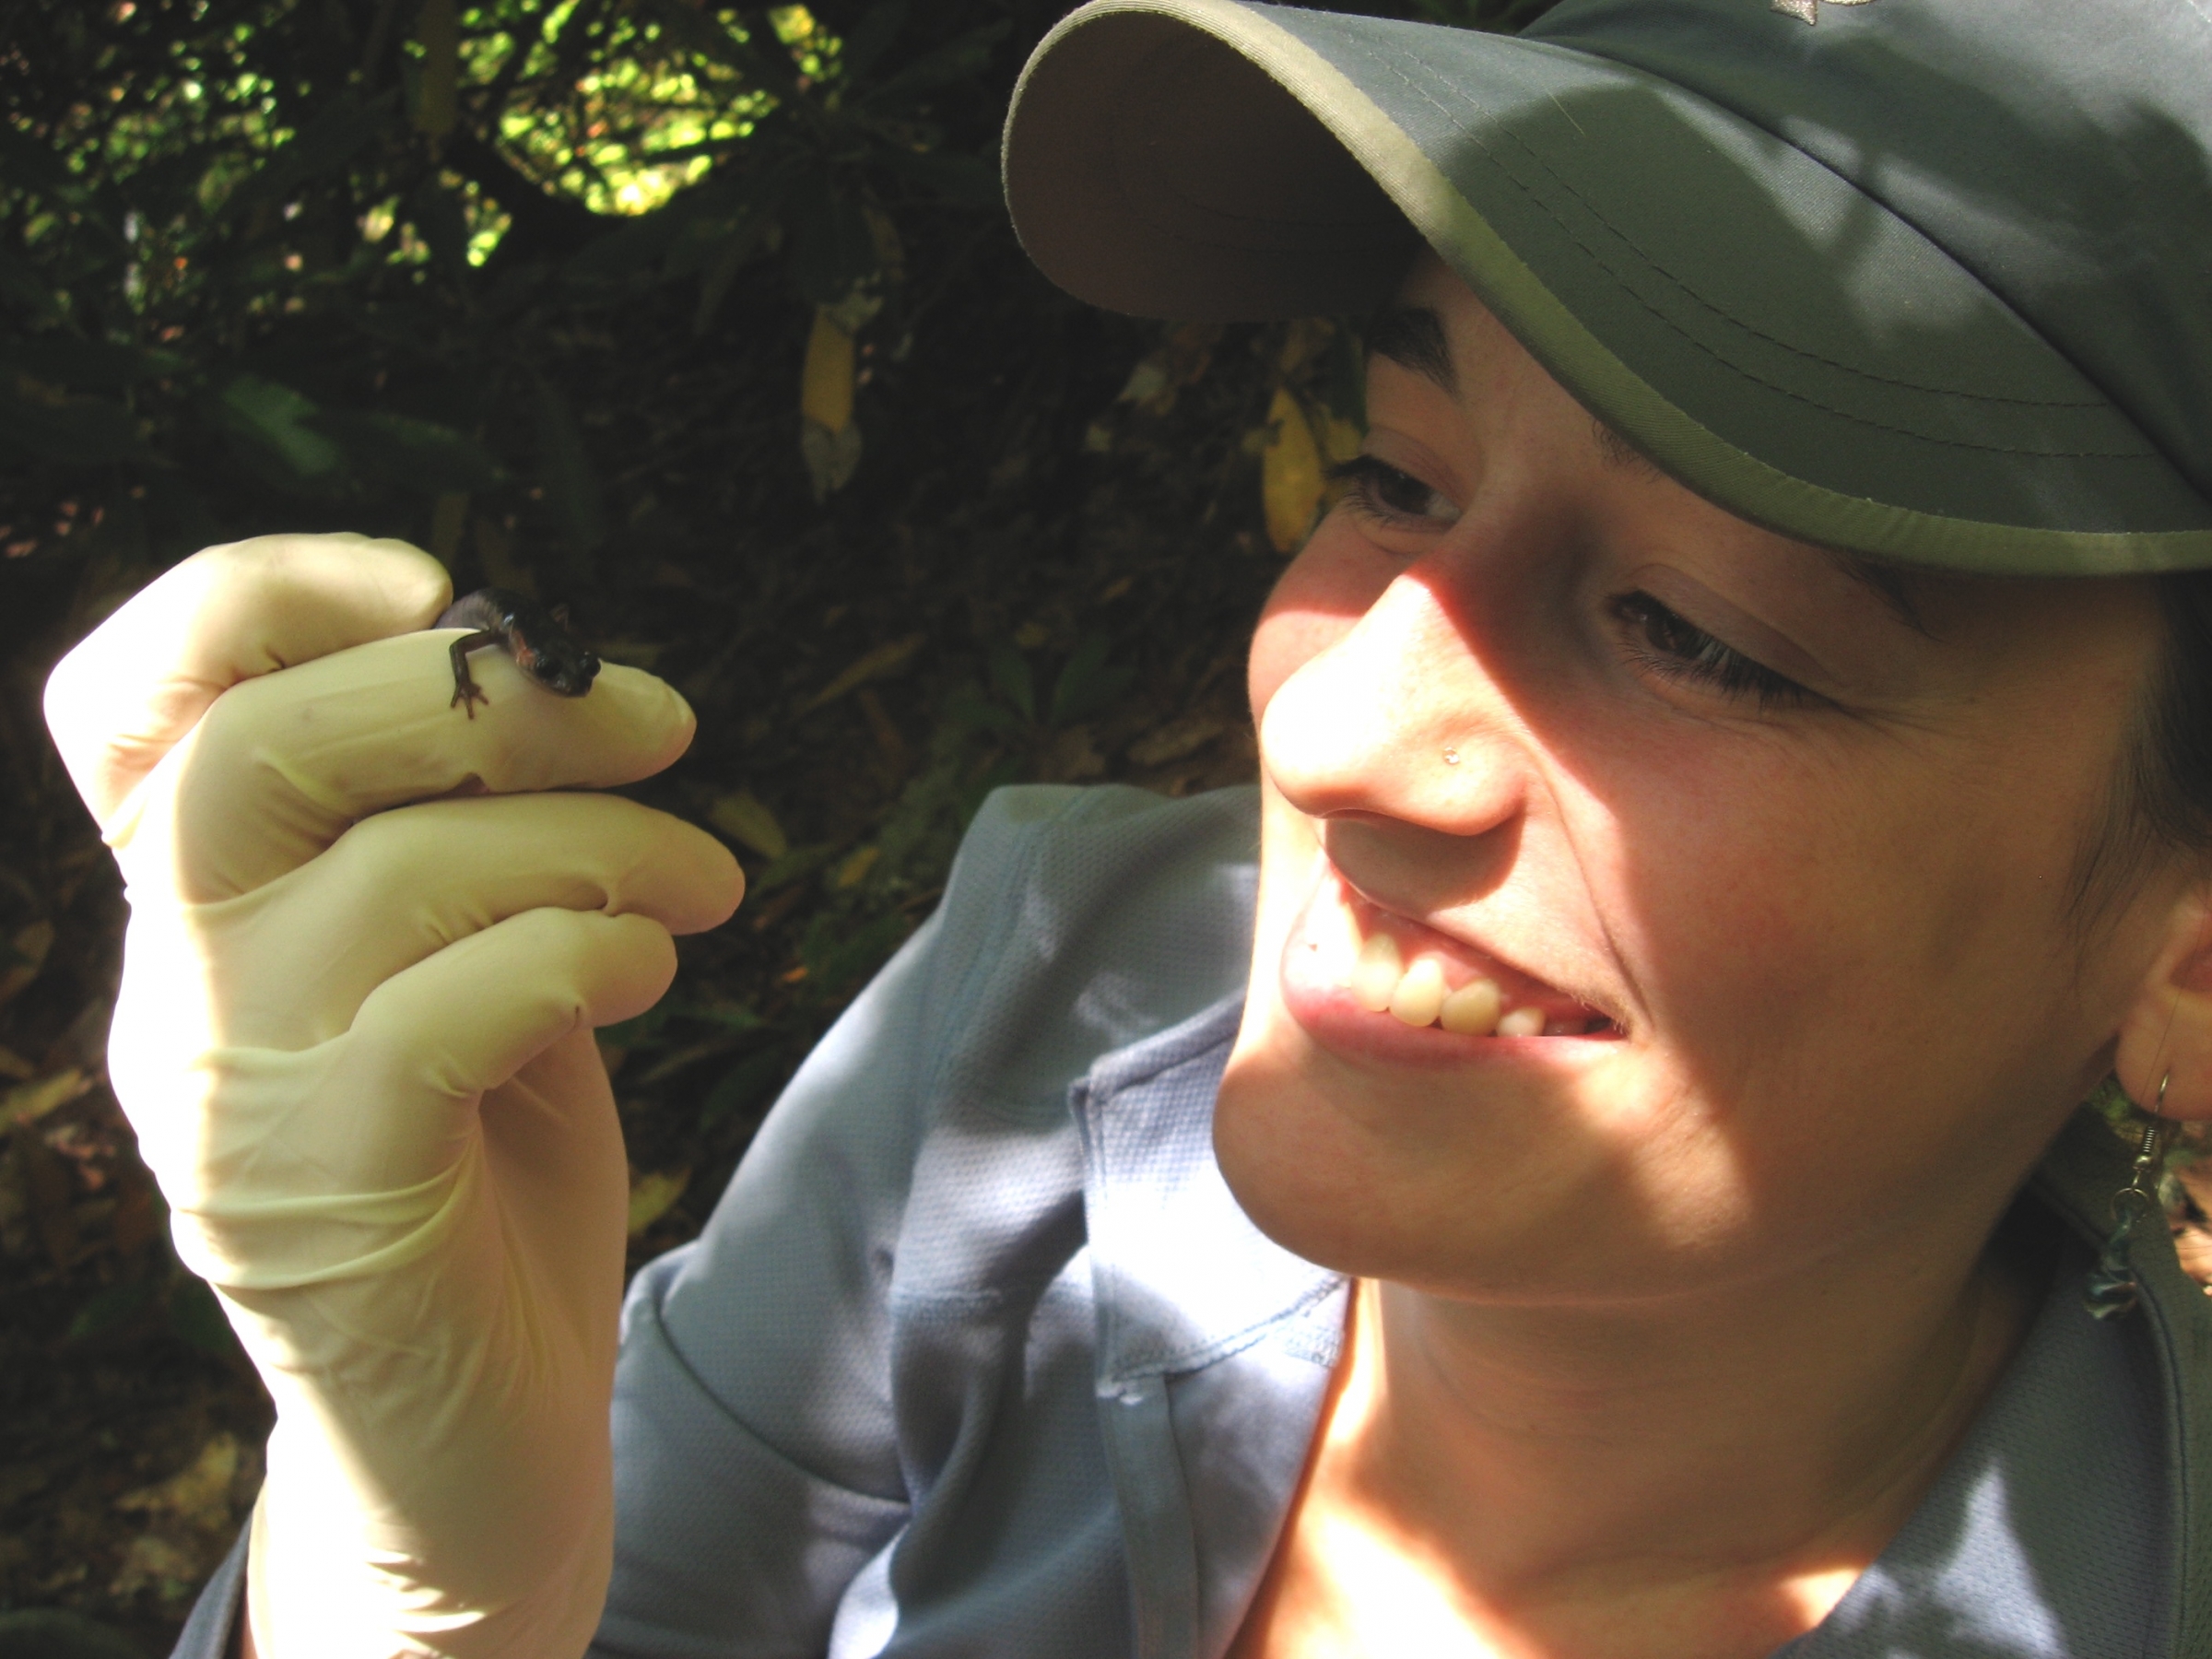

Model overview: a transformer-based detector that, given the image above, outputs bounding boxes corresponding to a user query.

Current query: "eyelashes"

[1608,591,1815,709]
[1329,455,1458,524]
[1329,454,1817,712]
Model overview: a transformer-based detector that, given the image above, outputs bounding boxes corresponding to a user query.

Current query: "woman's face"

[1215,256,2177,1301]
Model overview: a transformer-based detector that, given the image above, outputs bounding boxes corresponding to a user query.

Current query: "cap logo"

[1771,0,1875,20]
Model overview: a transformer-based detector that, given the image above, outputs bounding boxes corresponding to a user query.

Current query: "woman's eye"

[1330,455,1458,526]
[1608,591,1815,710]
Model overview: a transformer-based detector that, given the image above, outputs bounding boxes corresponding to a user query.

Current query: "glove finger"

[122,906,668,1308]
[118,629,696,901]
[135,905,677,1226]
[200,793,741,1048]
[351,905,677,1115]
[43,535,450,830]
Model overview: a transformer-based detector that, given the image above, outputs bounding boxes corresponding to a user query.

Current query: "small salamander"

[436,587,602,716]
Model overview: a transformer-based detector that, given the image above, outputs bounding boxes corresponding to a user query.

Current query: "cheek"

[1599,725,2086,1105]
[1248,519,1399,720]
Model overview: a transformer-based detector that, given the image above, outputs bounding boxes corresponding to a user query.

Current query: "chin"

[1211,998,1778,1302]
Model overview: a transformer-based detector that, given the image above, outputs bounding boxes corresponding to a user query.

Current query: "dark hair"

[2141,574,2212,836]
[2081,571,2212,915]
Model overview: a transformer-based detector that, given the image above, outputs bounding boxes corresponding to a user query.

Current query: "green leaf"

[635,0,801,101]
[841,2,911,80]
[218,93,395,221]
[789,187,878,306]
[940,682,1028,735]
[798,908,911,994]
[988,642,1035,723]
[0,382,143,465]
[406,178,474,279]
[852,22,1009,112]
[698,1048,789,1129]
[5,336,184,391]
[752,841,838,894]
[688,215,780,335]
[876,147,1000,207]
[0,125,95,212]
[666,1001,765,1033]
[67,1278,159,1342]
[598,1005,674,1050]
[166,1275,235,1359]
[0,252,65,325]
[312,409,501,493]
[218,374,344,479]
[564,214,688,285]
[1049,633,1136,728]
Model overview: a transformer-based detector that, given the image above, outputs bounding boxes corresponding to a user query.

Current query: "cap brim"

[1004,0,2212,574]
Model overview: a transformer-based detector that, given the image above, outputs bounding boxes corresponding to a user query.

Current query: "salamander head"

[513,629,602,697]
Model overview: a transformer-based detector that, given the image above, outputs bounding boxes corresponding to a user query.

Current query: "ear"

[2115,890,2212,1121]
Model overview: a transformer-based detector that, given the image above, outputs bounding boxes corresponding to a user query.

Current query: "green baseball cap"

[1003,0,2212,574]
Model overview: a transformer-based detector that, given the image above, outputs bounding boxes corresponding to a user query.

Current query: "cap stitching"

[1371,67,2148,456]
[1371,53,2119,421]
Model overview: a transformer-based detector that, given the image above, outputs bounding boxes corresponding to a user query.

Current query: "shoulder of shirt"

[907,782,1261,1124]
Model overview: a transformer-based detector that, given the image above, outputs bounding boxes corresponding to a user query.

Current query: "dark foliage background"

[0,0,1581,1644]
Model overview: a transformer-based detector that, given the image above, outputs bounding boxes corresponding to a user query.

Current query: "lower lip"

[1277,868,1619,1068]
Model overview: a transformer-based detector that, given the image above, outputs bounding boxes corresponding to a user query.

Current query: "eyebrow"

[1365,303,1456,396]
[1826,550,1929,633]
[1362,303,1927,635]
[1592,418,1660,479]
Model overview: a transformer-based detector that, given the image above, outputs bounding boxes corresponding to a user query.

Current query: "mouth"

[1278,863,1622,1056]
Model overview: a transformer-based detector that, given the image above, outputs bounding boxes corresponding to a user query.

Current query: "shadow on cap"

[1005,0,2212,574]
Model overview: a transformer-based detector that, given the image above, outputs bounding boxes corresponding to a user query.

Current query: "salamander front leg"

[448,630,502,717]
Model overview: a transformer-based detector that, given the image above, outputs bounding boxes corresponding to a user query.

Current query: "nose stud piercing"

[1442,747,1461,766]
[2084,1071,2172,1321]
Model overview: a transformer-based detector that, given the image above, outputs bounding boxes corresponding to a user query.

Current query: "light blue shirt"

[175,784,2209,1657]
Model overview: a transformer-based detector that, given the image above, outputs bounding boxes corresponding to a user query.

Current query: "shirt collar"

[1073,992,1345,1388]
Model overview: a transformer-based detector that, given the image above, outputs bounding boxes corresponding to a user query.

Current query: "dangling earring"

[2083,1073,2172,1321]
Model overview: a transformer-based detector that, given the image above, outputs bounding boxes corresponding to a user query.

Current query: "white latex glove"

[44,535,743,1659]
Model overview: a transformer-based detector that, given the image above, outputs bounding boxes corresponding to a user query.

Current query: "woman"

[44,0,2212,1654]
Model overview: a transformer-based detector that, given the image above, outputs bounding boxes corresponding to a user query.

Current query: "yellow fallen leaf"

[2,1066,87,1129]
[707,790,789,861]
[0,919,54,1007]
[798,633,924,713]
[1262,385,1325,554]
[117,1433,241,1529]
[1276,317,1335,379]
[830,845,880,889]
[109,1531,204,1602]
[1128,715,1228,768]
[800,417,863,500]
[800,307,856,435]
[1318,411,1365,512]
[628,1167,691,1236]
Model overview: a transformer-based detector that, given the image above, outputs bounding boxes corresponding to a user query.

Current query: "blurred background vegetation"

[0,0,1574,1645]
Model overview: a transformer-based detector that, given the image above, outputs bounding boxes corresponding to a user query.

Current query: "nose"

[1260,566,1529,843]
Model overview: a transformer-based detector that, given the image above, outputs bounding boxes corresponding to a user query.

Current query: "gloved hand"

[43,535,743,1659]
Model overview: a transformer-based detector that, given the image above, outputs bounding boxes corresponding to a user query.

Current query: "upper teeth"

[1351,933,1402,1013]
[1440,977,1500,1034]
[1347,928,1576,1037]
[1388,957,1449,1027]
